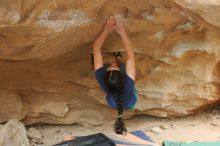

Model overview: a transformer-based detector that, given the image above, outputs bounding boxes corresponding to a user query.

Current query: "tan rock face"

[0,90,24,122]
[174,0,220,28]
[0,119,29,146]
[0,0,219,125]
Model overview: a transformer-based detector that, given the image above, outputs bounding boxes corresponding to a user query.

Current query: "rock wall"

[0,119,29,146]
[0,0,219,125]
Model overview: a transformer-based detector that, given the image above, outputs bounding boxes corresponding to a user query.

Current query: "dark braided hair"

[104,70,127,135]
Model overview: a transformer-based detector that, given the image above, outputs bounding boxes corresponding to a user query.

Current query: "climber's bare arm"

[115,20,135,81]
[121,33,135,81]
[93,16,116,71]
[93,31,108,70]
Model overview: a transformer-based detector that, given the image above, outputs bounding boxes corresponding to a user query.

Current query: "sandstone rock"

[0,90,25,123]
[0,0,219,125]
[27,127,42,139]
[0,119,29,146]
[151,127,162,134]
[174,0,220,28]
[170,124,177,129]
[160,125,170,129]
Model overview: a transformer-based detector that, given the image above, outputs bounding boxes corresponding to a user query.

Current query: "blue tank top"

[95,64,137,111]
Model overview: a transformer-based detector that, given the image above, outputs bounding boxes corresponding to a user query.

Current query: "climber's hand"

[104,16,116,34]
[115,18,126,36]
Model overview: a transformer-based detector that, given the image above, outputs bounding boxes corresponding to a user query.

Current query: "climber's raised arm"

[93,16,116,70]
[115,20,135,81]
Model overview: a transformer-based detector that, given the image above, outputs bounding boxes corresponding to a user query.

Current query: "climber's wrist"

[120,32,127,38]
[103,29,111,36]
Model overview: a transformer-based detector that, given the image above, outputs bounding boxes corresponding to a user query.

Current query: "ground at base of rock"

[27,108,220,146]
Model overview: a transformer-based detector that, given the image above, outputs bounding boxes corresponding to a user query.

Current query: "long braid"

[113,52,127,135]
[104,70,127,135]
[114,94,127,135]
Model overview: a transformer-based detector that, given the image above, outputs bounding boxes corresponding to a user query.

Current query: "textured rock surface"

[0,119,29,146]
[174,0,220,28]
[0,0,219,125]
[27,127,42,139]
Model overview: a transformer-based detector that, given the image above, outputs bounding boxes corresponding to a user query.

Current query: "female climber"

[92,16,137,135]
